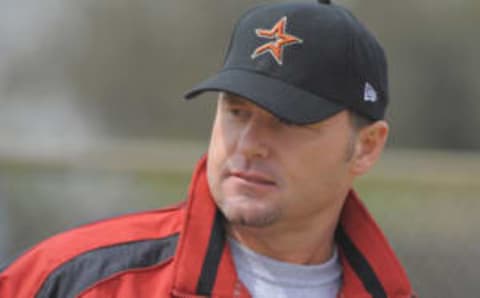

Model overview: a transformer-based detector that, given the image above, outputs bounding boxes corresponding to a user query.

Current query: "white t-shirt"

[229,238,342,298]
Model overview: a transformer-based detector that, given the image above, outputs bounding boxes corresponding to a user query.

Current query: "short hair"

[348,110,375,131]
[345,111,375,161]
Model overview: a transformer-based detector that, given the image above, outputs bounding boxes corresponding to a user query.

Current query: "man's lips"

[228,170,276,186]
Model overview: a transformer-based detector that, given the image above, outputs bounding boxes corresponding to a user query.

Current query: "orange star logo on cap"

[251,17,303,65]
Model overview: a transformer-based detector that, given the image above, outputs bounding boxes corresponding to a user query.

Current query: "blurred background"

[0,0,479,296]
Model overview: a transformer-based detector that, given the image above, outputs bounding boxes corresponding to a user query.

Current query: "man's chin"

[218,201,281,228]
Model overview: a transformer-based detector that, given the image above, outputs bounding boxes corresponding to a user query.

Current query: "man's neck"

[226,200,345,265]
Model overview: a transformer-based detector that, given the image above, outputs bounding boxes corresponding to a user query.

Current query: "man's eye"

[228,107,249,118]
[229,108,242,116]
[278,117,297,126]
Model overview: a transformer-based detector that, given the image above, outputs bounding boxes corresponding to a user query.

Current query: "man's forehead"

[219,92,251,105]
[218,91,289,120]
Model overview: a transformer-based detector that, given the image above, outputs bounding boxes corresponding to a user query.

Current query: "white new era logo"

[364,82,377,102]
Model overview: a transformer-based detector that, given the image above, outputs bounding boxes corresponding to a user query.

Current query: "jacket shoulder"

[0,202,185,298]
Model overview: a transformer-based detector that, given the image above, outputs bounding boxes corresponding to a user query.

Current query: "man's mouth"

[228,170,276,186]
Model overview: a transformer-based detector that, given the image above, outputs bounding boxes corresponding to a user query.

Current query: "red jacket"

[0,157,415,297]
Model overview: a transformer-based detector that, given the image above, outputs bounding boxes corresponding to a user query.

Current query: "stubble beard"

[216,194,282,228]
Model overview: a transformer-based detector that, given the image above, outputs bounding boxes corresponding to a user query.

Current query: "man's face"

[207,93,357,227]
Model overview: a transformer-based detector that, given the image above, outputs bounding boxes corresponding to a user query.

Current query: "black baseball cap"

[185,0,388,124]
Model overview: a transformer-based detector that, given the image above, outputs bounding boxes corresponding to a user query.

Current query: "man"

[0,1,415,297]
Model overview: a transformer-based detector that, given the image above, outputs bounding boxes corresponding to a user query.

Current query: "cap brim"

[184,69,345,125]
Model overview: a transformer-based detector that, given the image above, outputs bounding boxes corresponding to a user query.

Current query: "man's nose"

[236,116,270,159]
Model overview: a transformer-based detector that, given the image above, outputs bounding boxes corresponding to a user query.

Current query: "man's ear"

[350,120,389,176]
